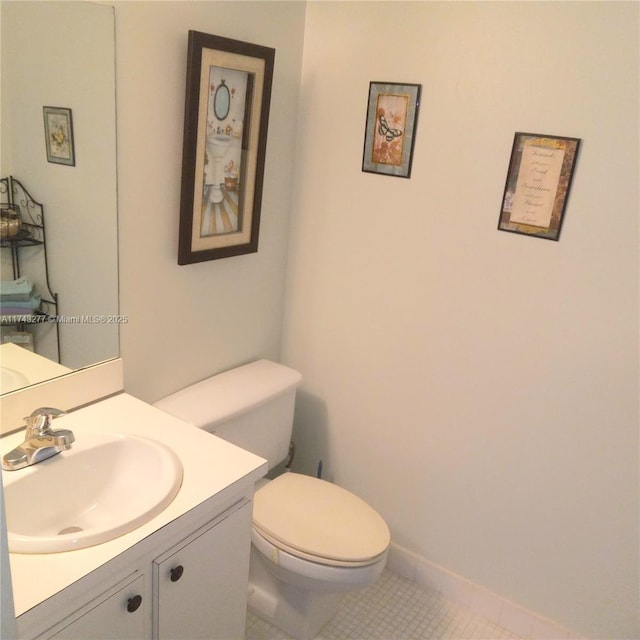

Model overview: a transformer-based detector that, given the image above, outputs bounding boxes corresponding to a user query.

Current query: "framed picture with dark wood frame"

[178,30,275,264]
[43,106,75,166]
[498,132,581,241]
[362,81,421,178]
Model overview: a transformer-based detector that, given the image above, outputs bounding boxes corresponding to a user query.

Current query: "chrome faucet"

[1,407,75,471]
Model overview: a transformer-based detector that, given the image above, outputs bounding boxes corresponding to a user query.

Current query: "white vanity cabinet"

[154,500,252,639]
[43,573,146,640]
[22,498,254,640]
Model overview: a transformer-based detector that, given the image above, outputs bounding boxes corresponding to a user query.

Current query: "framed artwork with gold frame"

[498,132,581,241]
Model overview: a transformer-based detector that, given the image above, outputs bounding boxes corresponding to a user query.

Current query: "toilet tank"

[153,360,302,470]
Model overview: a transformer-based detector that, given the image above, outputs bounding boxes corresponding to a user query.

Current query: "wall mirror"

[214,81,231,120]
[0,1,119,395]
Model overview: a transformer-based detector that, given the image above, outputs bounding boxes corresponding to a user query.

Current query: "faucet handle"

[24,407,67,436]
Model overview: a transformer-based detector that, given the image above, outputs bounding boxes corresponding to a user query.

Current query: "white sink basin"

[3,432,183,553]
[0,366,29,393]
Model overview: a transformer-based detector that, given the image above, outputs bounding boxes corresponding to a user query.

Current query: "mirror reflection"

[0,1,119,395]
[214,81,231,120]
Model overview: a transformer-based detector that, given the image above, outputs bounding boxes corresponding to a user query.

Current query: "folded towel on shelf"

[0,294,41,314]
[0,277,34,301]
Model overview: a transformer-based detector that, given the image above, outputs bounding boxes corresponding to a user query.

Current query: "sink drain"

[58,526,83,535]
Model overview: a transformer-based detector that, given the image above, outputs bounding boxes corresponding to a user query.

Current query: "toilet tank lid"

[153,359,302,428]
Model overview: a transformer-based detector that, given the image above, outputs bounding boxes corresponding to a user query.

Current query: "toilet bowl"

[153,360,390,640]
[247,472,389,639]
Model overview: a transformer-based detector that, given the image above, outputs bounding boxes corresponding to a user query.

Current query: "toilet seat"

[252,527,388,592]
[253,473,390,567]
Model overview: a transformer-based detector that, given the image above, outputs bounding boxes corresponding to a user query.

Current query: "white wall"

[113,1,637,637]
[283,2,639,639]
[114,1,306,402]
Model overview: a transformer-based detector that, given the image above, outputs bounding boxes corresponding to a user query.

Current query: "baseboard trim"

[386,543,583,639]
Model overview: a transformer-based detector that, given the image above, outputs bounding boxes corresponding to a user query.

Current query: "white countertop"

[1,392,267,617]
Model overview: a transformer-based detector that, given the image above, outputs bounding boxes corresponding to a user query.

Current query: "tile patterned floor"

[245,569,520,640]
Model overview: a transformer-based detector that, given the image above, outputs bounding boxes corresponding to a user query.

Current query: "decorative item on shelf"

[0,276,42,326]
[0,205,22,238]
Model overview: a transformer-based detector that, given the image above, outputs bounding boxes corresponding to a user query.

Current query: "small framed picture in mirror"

[43,106,75,166]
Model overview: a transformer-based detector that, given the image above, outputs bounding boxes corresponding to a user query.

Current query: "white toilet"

[154,359,390,640]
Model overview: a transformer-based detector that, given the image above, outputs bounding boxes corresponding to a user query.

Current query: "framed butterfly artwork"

[362,81,421,178]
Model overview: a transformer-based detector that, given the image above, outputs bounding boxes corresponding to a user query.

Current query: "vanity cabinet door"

[153,500,252,640]
[40,573,145,640]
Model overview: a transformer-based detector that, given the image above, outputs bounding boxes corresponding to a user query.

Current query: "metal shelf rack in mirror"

[1,176,60,362]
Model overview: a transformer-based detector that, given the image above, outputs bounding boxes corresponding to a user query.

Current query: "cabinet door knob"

[127,595,142,613]
[170,565,184,582]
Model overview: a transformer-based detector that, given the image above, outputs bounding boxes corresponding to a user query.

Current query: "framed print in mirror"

[178,31,275,264]
[498,132,581,241]
[362,82,421,178]
[43,107,75,166]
